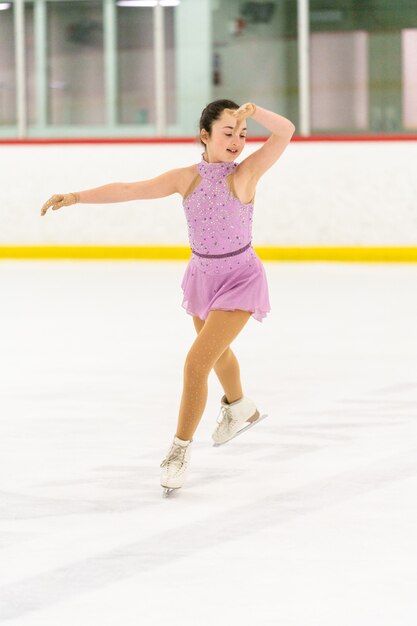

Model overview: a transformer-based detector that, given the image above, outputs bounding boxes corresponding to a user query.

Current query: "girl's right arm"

[40,167,184,216]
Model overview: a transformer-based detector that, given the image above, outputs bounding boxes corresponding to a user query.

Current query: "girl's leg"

[176,309,252,441]
[192,315,243,404]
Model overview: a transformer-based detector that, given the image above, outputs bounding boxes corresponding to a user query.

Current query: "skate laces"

[160,443,187,469]
[218,404,235,430]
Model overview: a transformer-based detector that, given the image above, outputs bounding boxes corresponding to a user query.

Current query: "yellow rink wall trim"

[0,246,417,262]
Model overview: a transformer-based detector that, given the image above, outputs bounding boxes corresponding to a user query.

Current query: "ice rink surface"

[1,259,416,626]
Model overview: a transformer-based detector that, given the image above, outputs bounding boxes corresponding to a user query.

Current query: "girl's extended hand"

[224,102,257,123]
[41,192,79,216]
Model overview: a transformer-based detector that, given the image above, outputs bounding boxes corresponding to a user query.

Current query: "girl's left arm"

[233,103,295,183]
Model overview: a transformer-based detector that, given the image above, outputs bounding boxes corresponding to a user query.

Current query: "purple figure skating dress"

[180,155,271,323]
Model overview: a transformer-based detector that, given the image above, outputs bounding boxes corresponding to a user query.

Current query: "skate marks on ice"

[1,446,416,622]
[2,383,416,619]
[365,380,417,397]
[0,463,168,522]
[1,414,409,520]
[3,386,411,516]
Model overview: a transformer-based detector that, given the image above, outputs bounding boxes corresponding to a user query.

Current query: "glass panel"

[311,31,368,131]
[310,0,417,134]
[116,4,155,125]
[25,3,35,126]
[4,0,417,139]
[46,1,105,125]
[402,29,417,130]
[0,2,15,126]
[210,0,298,133]
[164,6,176,126]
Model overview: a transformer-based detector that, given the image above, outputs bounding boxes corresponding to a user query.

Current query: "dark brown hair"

[199,99,240,147]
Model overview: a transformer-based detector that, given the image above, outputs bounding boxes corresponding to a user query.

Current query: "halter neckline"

[197,155,237,179]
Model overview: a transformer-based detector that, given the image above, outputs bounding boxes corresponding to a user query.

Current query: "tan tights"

[175,309,252,441]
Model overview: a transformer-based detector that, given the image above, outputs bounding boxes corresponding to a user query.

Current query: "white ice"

[0,260,416,626]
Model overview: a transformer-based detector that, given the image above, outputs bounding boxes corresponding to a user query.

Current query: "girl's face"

[201,109,247,163]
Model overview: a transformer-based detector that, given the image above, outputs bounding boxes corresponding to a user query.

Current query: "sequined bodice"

[183,156,255,275]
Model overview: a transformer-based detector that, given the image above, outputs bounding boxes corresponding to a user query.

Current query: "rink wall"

[1,137,417,261]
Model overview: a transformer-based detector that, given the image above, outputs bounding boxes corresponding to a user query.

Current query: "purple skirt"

[180,247,271,323]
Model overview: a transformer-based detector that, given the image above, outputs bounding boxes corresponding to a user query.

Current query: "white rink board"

[1,140,417,245]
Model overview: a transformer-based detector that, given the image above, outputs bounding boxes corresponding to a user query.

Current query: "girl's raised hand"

[41,192,79,216]
[224,102,257,123]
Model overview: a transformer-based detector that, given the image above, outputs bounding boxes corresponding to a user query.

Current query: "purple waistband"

[192,241,252,259]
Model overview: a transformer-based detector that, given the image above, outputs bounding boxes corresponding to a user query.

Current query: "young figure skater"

[40,100,295,496]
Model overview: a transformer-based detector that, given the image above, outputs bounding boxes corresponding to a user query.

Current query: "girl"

[41,100,295,497]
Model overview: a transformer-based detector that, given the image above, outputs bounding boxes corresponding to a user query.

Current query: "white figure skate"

[212,395,267,446]
[160,436,192,497]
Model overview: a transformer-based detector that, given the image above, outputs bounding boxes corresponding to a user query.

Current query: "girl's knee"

[213,346,232,368]
[184,351,212,378]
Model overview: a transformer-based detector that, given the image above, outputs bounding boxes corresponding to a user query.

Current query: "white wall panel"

[1,140,416,245]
